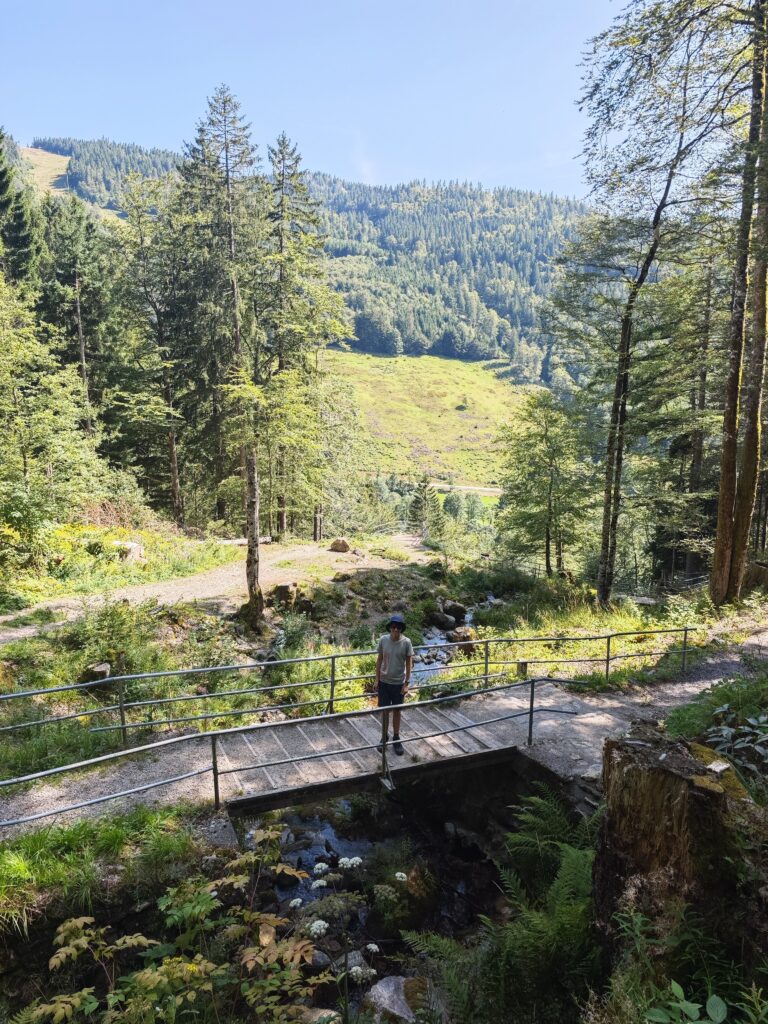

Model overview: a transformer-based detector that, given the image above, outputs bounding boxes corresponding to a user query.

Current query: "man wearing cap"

[375,613,414,755]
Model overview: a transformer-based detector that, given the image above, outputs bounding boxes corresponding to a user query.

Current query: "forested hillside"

[31,136,179,208]
[23,137,582,378]
[312,175,583,374]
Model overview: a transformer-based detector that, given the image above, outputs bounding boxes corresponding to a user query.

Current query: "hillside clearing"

[19,145,70,195]
[323,349,528,486]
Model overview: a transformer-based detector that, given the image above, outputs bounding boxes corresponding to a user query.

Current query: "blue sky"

[4,0,618,196]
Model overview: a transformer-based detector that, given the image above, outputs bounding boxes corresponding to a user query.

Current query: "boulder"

[445,625,476,655]
[310,949,332,971]
[272,583,298,609]
[300,1010,341,1024]
[744,560,768,592]
[443,600,467,623]
[363,976,430,1023]
[79,662,112,684]
[331,948,365,974]
[329,538,350,553]
[111,540,145,563]
[429,611,456,631]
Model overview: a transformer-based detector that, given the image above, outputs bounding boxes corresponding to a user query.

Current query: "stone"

[429,611,456,631]
[333,571,352,582]
[310,950,332,971]
[443,600,467,623]
[79,661,112,684]
[744,560,768,592]
[272,583,298,609]
[329,538,350,553]
[111,540,145,562]
[331,948,365,973]
[363,976,428,1023]
[296,596,315,615]
[445,625,476,654]
[300,1009,341,1024]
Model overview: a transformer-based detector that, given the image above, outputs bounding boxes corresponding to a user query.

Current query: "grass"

[0,523,244,611]
[322,349,530,486]
[21,145,121,220]
[666,665,768,739]
[19,145,70,195]
[0,805,202,935]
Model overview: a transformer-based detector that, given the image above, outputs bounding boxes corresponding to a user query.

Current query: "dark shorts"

[378,681,405,707]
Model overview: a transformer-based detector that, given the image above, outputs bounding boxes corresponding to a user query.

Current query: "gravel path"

[0,534,429,645]
[1,628,765,839]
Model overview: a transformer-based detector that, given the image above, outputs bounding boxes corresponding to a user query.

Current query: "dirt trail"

[0,534,429,645]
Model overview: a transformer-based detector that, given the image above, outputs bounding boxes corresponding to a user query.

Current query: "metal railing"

[0,626,699,747]
[0,674,576,828]
[0,624,702,829]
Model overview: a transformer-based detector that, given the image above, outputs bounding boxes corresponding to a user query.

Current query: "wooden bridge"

[0,627,695,830]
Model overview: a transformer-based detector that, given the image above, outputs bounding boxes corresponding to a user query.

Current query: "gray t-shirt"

[377,634,414,686]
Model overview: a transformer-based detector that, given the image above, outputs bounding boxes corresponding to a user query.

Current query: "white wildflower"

[210,890,218,897]
[366,943,380,954]
[338,855,363,869]
[311,879,328,890]
[313,861,330,875]
[349,964,377,984]
[394,872,407,882]
[309,919,328,939]
[289,898,303,909]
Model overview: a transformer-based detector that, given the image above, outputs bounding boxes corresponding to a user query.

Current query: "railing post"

[483,640,490,685]
[517,660,528,679]
[682,627,689,672]
[527,677,536,746]
[211,735,220,810]
[328,656,336,714]
[605,634,612,685]
[118,681,128,746]
[380,711,389,773]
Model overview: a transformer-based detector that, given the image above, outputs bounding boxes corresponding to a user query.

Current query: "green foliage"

[14,832,327,1024]
[32,136,179,209]
[0,806,198,935]
[647,983,728,1023]
[405,785,601,1023]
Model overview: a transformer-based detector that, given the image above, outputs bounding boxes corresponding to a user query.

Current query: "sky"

[4,0,619,197]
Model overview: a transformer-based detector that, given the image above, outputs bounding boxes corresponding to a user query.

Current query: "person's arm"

[375,650,383,684]
[403,654,413,694]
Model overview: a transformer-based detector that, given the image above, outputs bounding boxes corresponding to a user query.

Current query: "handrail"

[0,625,699,705]
[0,675,572,828]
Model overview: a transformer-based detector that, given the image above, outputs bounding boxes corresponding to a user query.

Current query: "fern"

[9,1007,39,1024]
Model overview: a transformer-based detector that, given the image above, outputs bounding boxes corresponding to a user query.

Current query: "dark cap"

[388,613,406,629]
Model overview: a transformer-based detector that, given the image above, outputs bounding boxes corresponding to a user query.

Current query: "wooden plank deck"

[220,693,532,813]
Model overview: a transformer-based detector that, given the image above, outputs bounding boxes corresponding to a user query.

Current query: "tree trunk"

[545,472,553,576]
[74,270,92,432]
[163,375,184,527]
[726,19,768,600]
[243,446,264,623]
[711,0,766,605]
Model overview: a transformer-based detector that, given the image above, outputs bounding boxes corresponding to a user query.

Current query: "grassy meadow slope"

[324,349,528,486]
[19,145,70,195]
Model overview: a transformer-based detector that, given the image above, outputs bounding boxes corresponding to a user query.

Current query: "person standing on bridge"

[375,613,413,756]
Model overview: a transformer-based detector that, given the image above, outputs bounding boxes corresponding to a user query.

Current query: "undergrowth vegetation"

[0,805,201,937]
[0,522,243,612]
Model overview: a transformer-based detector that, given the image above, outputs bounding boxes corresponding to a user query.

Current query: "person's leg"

[376,683,391,751]
[392,694,404,755]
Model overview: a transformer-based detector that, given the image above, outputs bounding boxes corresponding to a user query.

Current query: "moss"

[691,774,725,795]
[689,743,750,801]
[404,976,429,1010]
